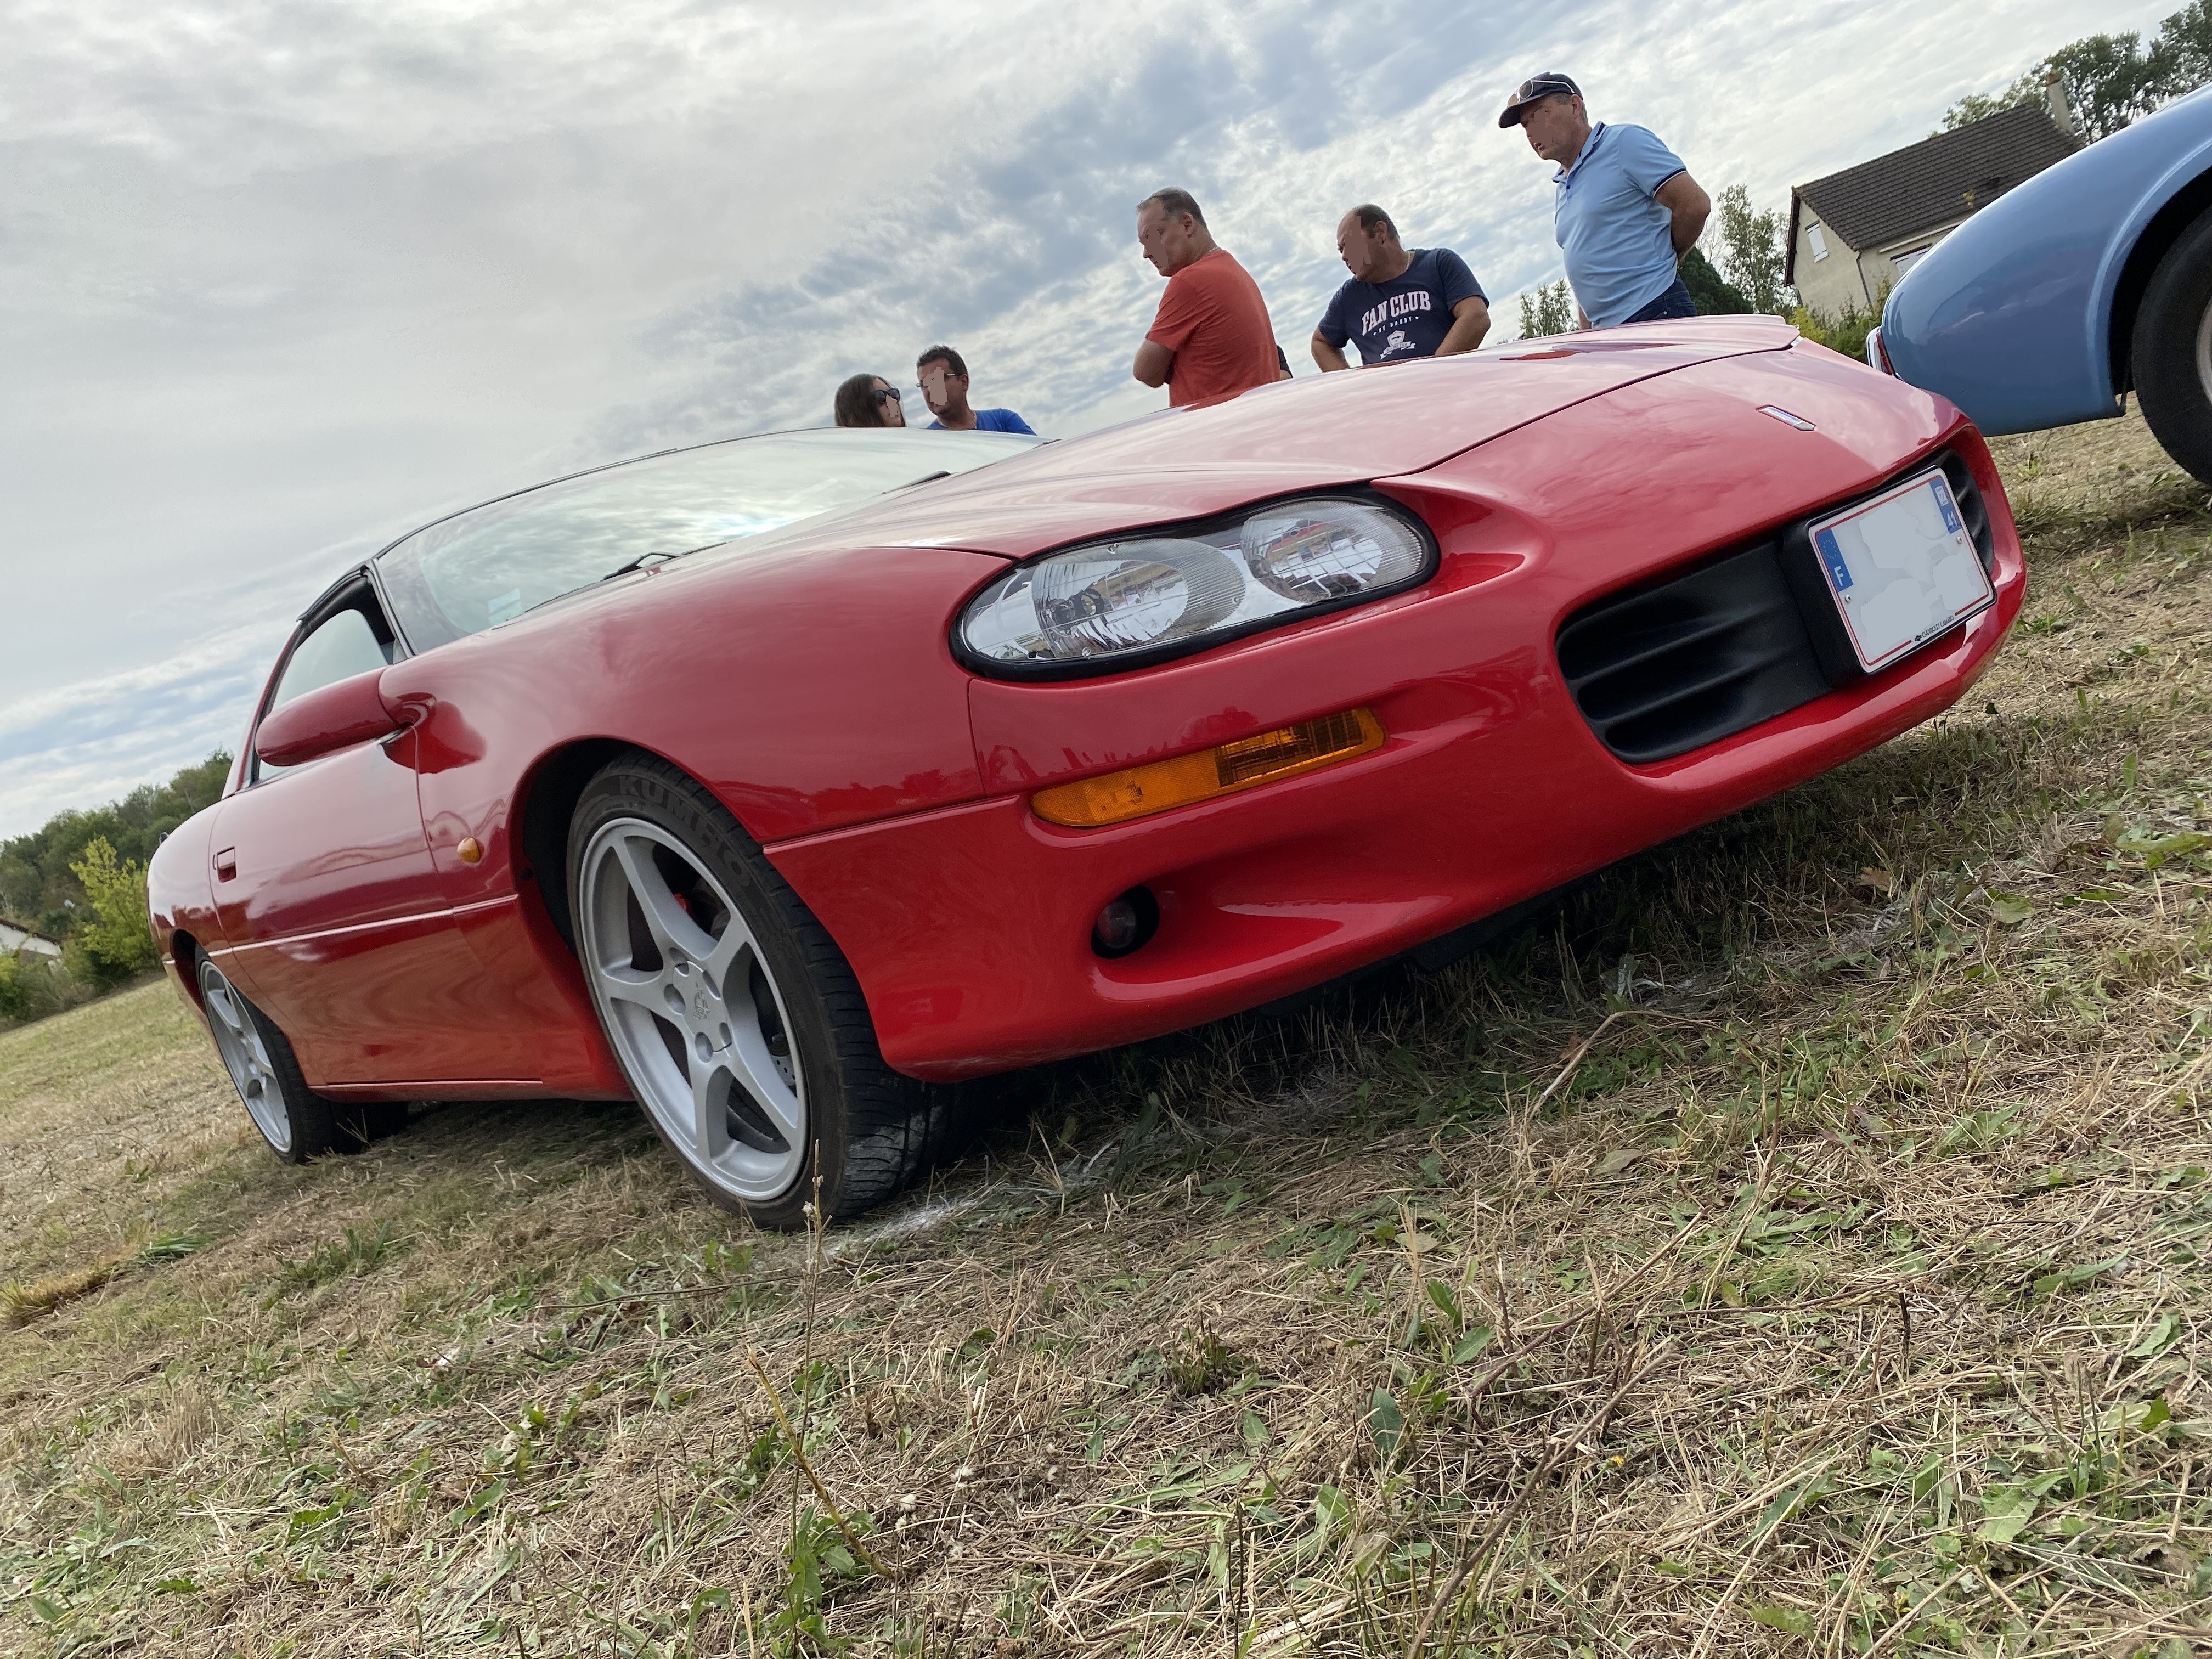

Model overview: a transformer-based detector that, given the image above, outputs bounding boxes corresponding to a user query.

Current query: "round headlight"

[962,539,1245,664]
[1240,499,1429,602]
[956,495,1435,676]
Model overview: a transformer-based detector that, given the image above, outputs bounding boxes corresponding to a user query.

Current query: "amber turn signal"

[1031,707,1386,828]
[458,836,484,865]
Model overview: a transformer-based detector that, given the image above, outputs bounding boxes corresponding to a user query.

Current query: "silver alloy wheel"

[2196,292,2212,409]
[198,958,292,1155]
[575,816,807,1205]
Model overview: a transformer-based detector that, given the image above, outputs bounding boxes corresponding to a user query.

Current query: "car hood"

[754,317,1802,561]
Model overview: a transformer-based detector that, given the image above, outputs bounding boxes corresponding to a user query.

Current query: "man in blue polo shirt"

[1311,205,1490,370]
[1499,72,1711,329]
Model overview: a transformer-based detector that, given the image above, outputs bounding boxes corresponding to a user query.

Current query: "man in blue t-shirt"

[1498,72,1711,329]
[1311,206,1490,370]
[917,345,1036,434]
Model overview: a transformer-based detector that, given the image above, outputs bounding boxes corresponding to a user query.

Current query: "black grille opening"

[1938,452,1997,575]
[1558,449,1987,766]
[1557,540,1832,765]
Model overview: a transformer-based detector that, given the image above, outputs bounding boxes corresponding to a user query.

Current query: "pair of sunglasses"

[873,387,901,405]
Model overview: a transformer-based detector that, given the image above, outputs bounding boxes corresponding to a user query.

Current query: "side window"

[253,602,398,781]
[269,608,391,712]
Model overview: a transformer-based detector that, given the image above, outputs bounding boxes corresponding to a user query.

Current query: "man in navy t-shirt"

[917,345,1037,433]
[1312,206,1491,370]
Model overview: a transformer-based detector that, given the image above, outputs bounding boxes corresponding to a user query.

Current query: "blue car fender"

[1882,87,2212,436]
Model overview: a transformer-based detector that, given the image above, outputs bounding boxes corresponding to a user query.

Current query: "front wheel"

[567,754,962,1227]
[2133,207,2212,487]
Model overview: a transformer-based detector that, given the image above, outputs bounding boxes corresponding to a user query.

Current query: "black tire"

[2132,207,2212,487]
[566,753,964,1227]
[195,956,386,1161]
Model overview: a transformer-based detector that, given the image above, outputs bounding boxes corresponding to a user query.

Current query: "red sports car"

[148,317,2023,1224]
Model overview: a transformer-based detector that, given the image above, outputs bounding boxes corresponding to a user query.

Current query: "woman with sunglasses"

[832,374,907,428]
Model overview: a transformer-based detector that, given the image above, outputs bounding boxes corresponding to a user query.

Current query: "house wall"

[1,919,63,961]
[1878,217,1968,284]
[1793,214,1866,319]
[1793,213,1968,322]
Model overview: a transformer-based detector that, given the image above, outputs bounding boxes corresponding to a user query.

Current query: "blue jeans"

[1622,276,1696,324]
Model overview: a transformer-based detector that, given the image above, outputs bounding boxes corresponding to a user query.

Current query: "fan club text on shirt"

[1360,289,1434,336]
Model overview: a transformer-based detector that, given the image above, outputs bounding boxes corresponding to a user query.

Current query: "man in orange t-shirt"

[1131,189,1280,408]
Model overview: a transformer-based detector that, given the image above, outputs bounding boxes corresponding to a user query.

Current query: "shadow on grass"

[393,1093,657,1176]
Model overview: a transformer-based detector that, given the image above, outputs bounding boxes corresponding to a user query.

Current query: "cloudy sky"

[0,0,2161,838]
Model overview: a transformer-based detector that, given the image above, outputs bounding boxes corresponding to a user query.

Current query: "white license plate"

[1809,469,1995,672]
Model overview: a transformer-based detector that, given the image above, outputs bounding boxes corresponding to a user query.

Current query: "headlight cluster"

[956,496,1434,676]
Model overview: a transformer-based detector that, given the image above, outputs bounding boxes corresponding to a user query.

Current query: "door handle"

[213,847,238,881]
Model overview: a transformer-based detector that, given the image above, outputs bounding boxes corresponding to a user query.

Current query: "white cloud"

[0,0,2169,836]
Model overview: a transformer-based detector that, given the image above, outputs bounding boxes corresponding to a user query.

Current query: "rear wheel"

[196,957,392,1160]
[2133,207,2212,487]
[567,754,961,1227]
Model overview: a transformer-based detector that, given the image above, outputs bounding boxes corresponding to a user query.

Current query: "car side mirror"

[253,668,407,769]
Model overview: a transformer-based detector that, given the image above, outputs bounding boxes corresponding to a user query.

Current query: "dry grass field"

[4,410,2211,1658]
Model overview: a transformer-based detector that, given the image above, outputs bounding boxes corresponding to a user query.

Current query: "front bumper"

[765,349,2025,1080]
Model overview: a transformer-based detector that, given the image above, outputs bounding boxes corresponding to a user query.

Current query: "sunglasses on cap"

[1499,72,1581,127]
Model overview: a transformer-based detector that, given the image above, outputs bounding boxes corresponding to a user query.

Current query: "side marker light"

[1032,707,1386,828]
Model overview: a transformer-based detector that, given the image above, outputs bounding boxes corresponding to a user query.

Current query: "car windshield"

[375,427,1037,651]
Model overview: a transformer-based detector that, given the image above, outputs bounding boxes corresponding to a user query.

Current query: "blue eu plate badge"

[1808,469,1995,672]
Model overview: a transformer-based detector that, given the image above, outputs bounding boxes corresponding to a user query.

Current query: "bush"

[66,837,159,988]
[0,953,78,1026]
[1792,295,1885,364]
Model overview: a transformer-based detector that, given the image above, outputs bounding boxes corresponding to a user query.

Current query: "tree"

[2050,33,2164,140]
[0,750,229,936]
[1679,247,1750,314]
[2152,1,2212,95]
[64,837,159,986]
[1716,184,1790,315]
[1940,82,2040,131]
[1516,279,1575,340]
[1940,43,2146,141]
[1939,2,2212,143]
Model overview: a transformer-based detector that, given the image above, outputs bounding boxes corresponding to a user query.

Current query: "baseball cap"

[1499,72,1581,128]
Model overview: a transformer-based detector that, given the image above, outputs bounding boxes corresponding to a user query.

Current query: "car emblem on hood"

[1757,405,1817,431]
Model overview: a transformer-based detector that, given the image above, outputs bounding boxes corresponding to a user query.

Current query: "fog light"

[1091,887,1159,958]
[1095,900,1139,952]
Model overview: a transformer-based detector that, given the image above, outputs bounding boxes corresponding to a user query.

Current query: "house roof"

[1787,104,2080,282]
